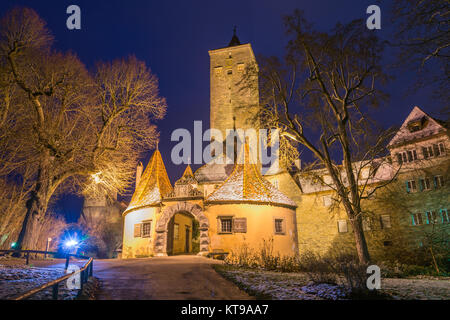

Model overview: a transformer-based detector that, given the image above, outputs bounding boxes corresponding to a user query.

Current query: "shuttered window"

[233,218,247,233]
[441,209,449,224]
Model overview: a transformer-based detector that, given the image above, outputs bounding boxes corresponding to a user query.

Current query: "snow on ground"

[0,259,80,300]
[217,266,450,300]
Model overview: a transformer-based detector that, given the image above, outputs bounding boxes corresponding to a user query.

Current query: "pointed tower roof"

[175,164,197,185]
[388,106,447,148]
[228,26,241,47]
[206,143,297,208]
[124,149,172,214]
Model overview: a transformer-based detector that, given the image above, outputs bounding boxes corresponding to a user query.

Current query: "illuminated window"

[237,63,245,72]
[141,221,151,238]
[274,219,285,234]
[411,213,423,226]
[380,215,391,229]
[174,223,179,240]
[338,220,348,233]
[425,211,438,224]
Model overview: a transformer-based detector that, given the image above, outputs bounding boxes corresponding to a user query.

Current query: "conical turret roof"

[175,165,197,185]
[125,149,173,213]
[206,143,297,208]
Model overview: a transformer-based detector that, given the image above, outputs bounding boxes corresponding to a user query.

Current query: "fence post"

[65,254,70,270]
[89,260,93,277]
[52,283,59,300]
[26,252,29,265]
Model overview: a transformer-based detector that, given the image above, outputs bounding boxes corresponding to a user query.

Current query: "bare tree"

[242,11,398,264]
[392,0,450,110]
[0,7,167,250]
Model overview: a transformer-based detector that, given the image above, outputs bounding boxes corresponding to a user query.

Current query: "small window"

[426,211,438,224]
[400,150,417,163]
[323,195,333,207]
[174,223,179,240]
[412,213,423,226]
[441,209,449,224]
[142,221,152,238]
[237,63,245,72]
[134,224,142,238]
[383,241,392,247]
[406,180,417,193]
[227,70,232,75]
[219,218,233,233]
[274,218,285,235]
[434,175,444,188]
[438,142,445,155]
[338,220,348,233]
[380,215,391,229]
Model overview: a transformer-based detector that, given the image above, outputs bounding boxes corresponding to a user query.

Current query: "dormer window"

[407,117,427,132]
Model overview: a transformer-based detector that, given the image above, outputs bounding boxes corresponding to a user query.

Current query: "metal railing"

[0,249,94,300]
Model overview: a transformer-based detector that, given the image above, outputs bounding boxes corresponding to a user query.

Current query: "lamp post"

[45,237,52,259]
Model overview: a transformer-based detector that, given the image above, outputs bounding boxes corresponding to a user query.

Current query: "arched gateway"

[154,202,210,256]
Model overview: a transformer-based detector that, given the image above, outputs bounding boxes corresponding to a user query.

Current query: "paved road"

[93,255,252,300]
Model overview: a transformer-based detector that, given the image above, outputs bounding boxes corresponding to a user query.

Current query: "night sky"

[0,1,443,221]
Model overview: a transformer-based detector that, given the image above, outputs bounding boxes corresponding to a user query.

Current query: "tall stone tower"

[208,29,260,142]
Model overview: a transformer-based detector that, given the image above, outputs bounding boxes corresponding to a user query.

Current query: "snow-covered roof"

[194,156,235,183]
[124,149,172,213]
[388,106,447,148]
[206,143,297,208]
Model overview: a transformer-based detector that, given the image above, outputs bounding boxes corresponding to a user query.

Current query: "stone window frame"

[434,175,444,188]
[380,215,391,229]
[141,220,152,238]
[411,213,423,226]
[406,179,418,193]
[425,211,438,224]
[218,216,234,234]
[440,209,449,224]
[273,217,286,235]
[419,177,432,191]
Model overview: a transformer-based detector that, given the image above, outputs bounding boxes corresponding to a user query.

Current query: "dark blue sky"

[0,1,442,220]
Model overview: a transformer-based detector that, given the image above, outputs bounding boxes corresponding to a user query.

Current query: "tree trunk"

[15,160,50,251]
[349,215,371,265]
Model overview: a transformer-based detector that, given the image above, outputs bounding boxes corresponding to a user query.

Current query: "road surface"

[92,255,252,300]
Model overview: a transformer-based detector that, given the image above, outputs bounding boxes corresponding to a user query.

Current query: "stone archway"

[154,202,209,256]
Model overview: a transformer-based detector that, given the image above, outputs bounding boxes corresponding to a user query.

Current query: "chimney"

[136,161,143,190]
